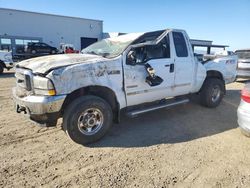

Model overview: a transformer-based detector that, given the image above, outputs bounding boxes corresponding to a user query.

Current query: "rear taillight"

[241,86,250,103]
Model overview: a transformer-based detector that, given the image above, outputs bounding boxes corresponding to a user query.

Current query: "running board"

[127,98,189,118]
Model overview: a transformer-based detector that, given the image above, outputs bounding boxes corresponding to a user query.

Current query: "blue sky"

[0,0,249,50]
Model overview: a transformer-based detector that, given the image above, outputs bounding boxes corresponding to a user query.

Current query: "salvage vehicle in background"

[235,49,250,78]
[0,50,14,74]
[238,84,250,136]
[24,42,58,55]
[12,29,238,145]
[59,43,79,54]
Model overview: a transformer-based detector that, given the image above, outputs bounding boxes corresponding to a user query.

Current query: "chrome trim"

[15,68,34,92]
[173,83,191,88]
[126,83,191,96]
[13,88,66,114]
[77,108,104,135]
[127,99,189,117]
[126,85,138,89]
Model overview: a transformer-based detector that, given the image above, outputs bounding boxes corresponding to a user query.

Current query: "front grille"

[25,75,32,91]
[15,71,27,89]
[15,68,33,97]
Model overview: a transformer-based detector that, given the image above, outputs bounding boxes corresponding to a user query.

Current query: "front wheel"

[63,95,113,145]
[200,78,225,108]
[51,50,56,54]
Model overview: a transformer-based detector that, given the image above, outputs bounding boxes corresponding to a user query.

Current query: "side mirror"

[127,50,137,66]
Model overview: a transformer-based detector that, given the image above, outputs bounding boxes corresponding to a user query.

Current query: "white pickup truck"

[12,29,238,145]
[0,50,14,74]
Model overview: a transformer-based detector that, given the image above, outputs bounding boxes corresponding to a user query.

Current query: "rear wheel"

[51,50,56,54]
[31,49,36,54]
[63,95,113,145]
[200,78,225,108]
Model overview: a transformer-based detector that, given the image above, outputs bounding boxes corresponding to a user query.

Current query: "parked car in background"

[235,49,250,78]
[59,43,79,54]
[25,42,58,55]
[238,83,250,137]
[0,50,14,74]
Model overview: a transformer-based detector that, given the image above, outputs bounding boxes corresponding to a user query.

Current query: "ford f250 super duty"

[12,29,238,145]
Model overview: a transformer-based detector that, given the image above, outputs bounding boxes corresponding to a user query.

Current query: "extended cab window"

[173,32,188,57]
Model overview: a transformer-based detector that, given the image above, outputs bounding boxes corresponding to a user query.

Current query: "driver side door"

[123,35,175,106]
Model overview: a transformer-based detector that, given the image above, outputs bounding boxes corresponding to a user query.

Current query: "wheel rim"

[211,85,221,103]
[77,108,104,135]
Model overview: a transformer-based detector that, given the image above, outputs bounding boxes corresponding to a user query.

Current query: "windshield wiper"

[101,52,111,58]
[84,51,111,58]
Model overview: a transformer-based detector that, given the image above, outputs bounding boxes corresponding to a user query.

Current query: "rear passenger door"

[172,31,194,95]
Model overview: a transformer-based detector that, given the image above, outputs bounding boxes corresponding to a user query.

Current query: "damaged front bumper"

[12,88,66,125]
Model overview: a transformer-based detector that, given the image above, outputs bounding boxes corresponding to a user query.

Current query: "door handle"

[170,63,174,73]
[164,64,170,67]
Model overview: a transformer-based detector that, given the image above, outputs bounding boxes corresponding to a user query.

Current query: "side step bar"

[127,98,189,118]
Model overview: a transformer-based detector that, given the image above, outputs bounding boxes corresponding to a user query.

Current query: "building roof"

[0,7,103,22]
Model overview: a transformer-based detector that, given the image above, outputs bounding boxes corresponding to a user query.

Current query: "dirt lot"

[1,71,250,188]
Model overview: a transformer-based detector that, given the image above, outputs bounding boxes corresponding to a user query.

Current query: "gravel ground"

[1,71,250,188]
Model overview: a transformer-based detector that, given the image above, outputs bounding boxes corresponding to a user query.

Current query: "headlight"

[33,76,56,96]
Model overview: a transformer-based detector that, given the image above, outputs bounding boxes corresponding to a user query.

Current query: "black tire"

[31,49,36,54]
[200,78,225,108]
[0,64,4,74]
[63,95,113,145]
[51,50,56,54]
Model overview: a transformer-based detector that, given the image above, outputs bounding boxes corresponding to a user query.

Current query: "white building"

[0,8,103,55]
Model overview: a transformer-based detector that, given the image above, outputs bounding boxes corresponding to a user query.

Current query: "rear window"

[235,51,250,59]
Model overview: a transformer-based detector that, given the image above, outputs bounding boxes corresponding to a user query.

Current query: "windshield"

[81,33,143,58]
[235,50,250,59]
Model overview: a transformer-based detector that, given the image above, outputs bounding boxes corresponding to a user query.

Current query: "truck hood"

[16,54,106,74]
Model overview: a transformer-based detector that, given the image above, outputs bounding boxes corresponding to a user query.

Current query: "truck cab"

[12,29,238,145]
[123,29,205,106]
